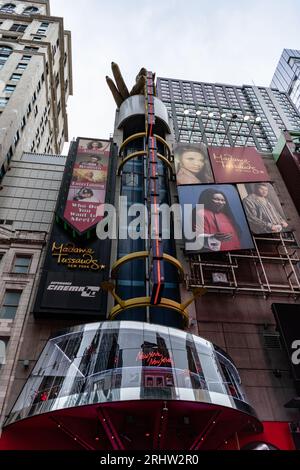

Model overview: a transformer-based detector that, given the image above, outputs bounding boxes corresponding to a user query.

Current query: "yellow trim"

[155,135,171,157]
[119,133,171,159]
[157,153,174,175]
[119,132,146,155]
[117,151,146,175]
[108,296,189,326]
[117,151,173,175]
[110,251,184,280]
[102,284,206,327]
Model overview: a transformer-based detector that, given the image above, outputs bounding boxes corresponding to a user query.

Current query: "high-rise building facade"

[0,151,66,430]
[0,65,299,451]
[271,49,300,113]
[0,0,72,433]
[0,0,72,178]
[157,77,300,152]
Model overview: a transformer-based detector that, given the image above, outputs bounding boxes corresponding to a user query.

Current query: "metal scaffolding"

[187,232,300,298]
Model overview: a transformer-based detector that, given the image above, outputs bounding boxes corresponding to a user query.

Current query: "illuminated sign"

[51,242,106,271]
[136,351,173,367]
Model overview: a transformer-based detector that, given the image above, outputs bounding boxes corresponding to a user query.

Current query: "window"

[13,255,31,273]
[27,102,31,117]
[0,97,9,108]
[37,21,49,34]
[13,130,19,145]
[24,46,38,53]
[2,35,16,40]
[6,146,13,162]
[22,54,31,62]
[10,24,27,33]
[0,338,7,369]
[34,105,38,117]
[33,36,42,41]
[0,3,16,13]
[4,84,16,93]
[0,291,21,319]
[0,45,13,60]
[10,73,21,81]
[23,6,39,15]
[17,63,27,70]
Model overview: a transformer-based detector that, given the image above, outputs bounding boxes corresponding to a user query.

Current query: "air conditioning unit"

[212,272,228,284]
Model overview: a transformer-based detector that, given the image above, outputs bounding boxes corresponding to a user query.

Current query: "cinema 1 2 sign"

[64,138,111,233]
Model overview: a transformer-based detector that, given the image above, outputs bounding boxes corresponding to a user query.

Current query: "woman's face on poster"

[211,193,226,212]
[180,151,205,174]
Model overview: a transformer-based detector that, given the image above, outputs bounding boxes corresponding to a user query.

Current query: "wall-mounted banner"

[272,303,300,382]
[33,222,110,319]
[63,139,111,233]
[178,184,254,253]
[208,146,270,184]
[33,137,116,320]
[174,143,214,185]
[238,182,289,234]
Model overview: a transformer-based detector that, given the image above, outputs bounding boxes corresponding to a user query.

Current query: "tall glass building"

[157,77,300,152]
[271,49,300,113]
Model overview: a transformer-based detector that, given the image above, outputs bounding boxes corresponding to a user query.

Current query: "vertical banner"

[63,139,111,233]
[33,137,117,320]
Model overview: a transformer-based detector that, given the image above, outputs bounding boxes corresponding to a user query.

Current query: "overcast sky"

[50,0,300,154]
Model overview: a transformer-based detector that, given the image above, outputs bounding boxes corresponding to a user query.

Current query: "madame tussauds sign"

[51,242,106,271]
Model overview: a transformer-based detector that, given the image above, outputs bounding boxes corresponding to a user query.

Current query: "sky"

[50,0,300,154]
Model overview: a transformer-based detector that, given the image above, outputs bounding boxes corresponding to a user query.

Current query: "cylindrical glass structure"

[6,321,257,426]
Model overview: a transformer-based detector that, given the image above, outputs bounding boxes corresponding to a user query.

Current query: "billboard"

[33,138,117,320]
[208,146,270,183]
[63,139,111,234]
[178,184,254,253]
[238,182,289,234]
[33,221,110,319]
[174,143,214,185]
[272,303,300,382]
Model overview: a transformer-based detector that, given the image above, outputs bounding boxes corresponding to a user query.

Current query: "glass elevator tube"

[116,137,147,322]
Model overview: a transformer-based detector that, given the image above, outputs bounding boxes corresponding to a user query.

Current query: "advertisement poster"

[178,184,254,253]
[174,143,214,185]
[272,303,300,382]
[208,146,270,183]
[63,139,111,233]
[33,222,110,319]
[238,182,289,234]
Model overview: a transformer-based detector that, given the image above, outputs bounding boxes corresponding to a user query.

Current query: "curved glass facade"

[6,321,257,426]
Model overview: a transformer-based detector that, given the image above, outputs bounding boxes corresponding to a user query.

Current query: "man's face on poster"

[256,184,269,198]
[211,193,226,212]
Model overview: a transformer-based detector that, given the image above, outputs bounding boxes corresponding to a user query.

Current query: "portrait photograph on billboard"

[178,184,254,253]
[77,139,111,154]
[63,138,111,233]
[238,182,289,234]
[208,146,270,184]
[174,143,214,185]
